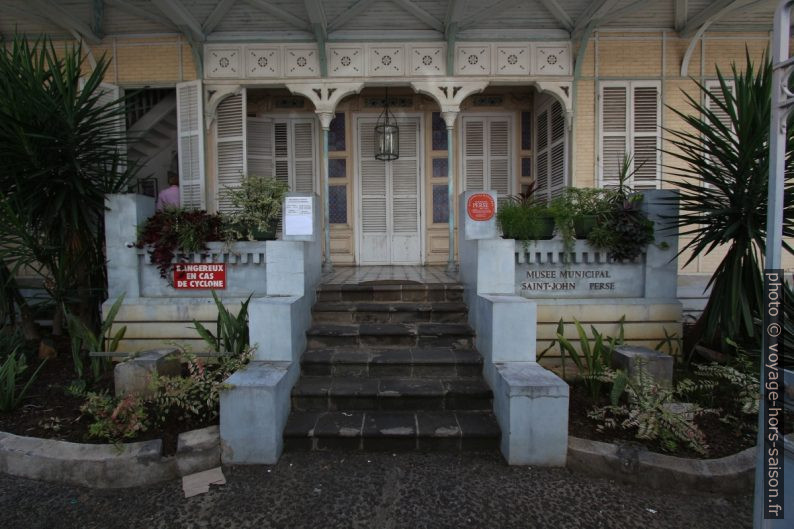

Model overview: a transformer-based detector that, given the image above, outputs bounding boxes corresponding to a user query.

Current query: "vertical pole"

[754,3,791,528]
[318,112,334,273]
[442,111,458,273]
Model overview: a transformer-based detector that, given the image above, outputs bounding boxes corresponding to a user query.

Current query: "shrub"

[65,293,126,381]
[223,175,288,241]
[136,208,227,279]
[0,333,47,412]
[590,364,711,455]
[191,290,251,355]
[80,392,148,443]
[496,201,553,241]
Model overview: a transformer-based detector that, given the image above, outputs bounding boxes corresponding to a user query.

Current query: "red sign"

[466,193,496,221]
[173,263,226,290]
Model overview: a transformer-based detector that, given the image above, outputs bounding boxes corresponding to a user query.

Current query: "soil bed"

[0,353,215,455]
[567,382,793,459]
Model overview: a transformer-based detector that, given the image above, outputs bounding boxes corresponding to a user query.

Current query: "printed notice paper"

[284,196,313,236]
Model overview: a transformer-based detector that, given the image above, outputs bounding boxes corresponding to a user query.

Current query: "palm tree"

[664,52,794,351]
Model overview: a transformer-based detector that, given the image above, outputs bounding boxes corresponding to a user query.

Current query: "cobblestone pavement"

[1,450,751,529]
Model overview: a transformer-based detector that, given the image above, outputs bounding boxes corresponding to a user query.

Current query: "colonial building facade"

[2,0,791,276]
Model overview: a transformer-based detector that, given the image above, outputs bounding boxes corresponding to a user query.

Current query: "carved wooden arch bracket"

[285,82,365,128]
[410,81,489,126]
[535,81,573,129]
[204,84,242,131]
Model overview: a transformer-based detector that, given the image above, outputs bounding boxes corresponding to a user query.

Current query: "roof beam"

[304,0,327,76]
[92,0,104,38]
[572,0,620,34]
[537,0,573,32]
[328,0,378,31]
[246,0,310,31]
[105,0,177,30]
[675,0,687,31]
[679,0,740,38]
[445,0,467,75]
[202,0,237,34]
[460,0,523,30]
[151,0,205,41]
[29,0,103,44]
[391,0,444,31]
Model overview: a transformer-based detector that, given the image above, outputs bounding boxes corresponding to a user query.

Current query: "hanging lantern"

[375,88,399,161]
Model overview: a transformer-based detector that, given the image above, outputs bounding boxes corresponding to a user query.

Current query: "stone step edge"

[312,302,468,313]
[301,348,483,366]
[292,378,493,398]
[318,283,463,292]
[284,410,500,439]
[306,323,475,337]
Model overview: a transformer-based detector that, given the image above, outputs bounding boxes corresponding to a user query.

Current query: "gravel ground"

[1,450,752,529]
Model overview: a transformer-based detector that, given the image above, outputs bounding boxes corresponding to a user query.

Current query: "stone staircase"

[283,282,500,451]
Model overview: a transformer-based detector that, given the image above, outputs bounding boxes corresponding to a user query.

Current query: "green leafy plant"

[148,348,250,427]
[80,391,148,443]
[65,293,127,381]
[191,290,251,355]
[590,364,711,455]
[497,201,555,241]
[136,208,227,279]
[663,53,794,349]
[0,337,47,412]
[676,356,759,430]
[0,35,137,336]
[655,329,683,358]
[587,154,655,261]
[223,175,289,241]
[555,316,625,402]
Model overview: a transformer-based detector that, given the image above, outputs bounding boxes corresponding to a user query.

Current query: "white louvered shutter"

[272,119,316,192]
[176,80,205,209]
[216,90,246,213]
[292,119,315,193]
[549,102,566,198]
[246,117,273,178]
[535,108,549,200]
[631,85,660,189]
[390,118,421,264]
[489,118,511,196]
[274,121,289,187]
[600,84,628,188]
[704,79,735,179]
[463,118,485,191]
[359,117,389,263]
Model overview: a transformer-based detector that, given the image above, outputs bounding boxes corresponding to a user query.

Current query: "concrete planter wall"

[138,241,267,298]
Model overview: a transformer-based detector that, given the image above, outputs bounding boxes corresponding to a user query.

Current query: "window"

[534,97,567,202]
[461,115,512,197]
[599,81,660,189]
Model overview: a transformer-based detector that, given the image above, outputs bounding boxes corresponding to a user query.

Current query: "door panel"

[357,116,421,265]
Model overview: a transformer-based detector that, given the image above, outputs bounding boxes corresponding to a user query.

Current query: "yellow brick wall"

[576,31,794,274]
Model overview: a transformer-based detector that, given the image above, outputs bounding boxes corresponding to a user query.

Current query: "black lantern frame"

[375,88,399,161]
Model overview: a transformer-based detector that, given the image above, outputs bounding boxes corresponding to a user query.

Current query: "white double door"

[356,115,422,265]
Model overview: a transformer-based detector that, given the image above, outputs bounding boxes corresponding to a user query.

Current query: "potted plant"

[223,175,289,241]
[497,186,554,241]
[587,155,655,261]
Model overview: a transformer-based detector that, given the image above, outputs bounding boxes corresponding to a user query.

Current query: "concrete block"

[475,295,537,363]
[220,361,298,464]
[114,348,181,397]
[492,362,569,466]
[176,426,220,476]
[613,345,673,387]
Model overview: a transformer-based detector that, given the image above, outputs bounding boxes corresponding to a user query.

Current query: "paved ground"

[1,450,751,529]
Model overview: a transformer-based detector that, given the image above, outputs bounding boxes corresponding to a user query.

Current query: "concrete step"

[300,347,483,378]
[306,323,475,349]
[283,410,500,451]
[311,301,468,324]
[317,283,464,303]
[291,376,493,412]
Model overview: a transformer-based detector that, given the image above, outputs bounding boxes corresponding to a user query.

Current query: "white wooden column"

[317,111,334,272]
[441,111,459,272]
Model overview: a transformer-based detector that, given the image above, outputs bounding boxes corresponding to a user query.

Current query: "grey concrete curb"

[0,425,220,489]
[567,434,793,494]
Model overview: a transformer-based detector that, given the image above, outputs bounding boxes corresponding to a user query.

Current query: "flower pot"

[574,215,598,239]
[250,227,276,241]
[533,216,556,240]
